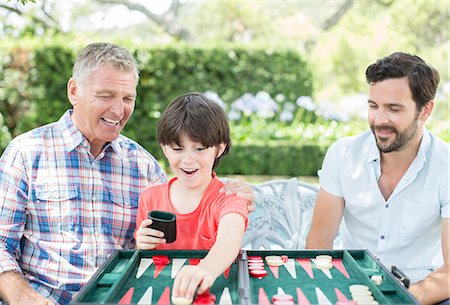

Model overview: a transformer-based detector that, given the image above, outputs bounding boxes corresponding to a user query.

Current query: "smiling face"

[161,134,226,191]
[67,64,137,156]
[368,77,429,153]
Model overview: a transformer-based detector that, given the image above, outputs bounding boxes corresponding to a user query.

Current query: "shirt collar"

[57,109,127,159]
[367,132,380,163]
[416,127,431,165]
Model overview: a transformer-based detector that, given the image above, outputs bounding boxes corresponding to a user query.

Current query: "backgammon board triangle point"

[118,287,134,304]
[138,286,153,304]
[171,258,187,279]
[156,286,170,305]
[218,287,232,304]
[334,287,350,302]
[312,259,332,279]
[295,258,314,279]
[268,265,279,279]
[277,287,286,295]
[189,258,201,265]
[153,264,167,279]
[284,259,297,279]
[315,287,332,305]
[223,265,232,279]
[332,259,350,279]
[296,287,310,305]
[258,287,271,305]
[136,258,153,279]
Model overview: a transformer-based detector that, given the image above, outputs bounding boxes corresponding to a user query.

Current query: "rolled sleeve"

[440,173,449,218]
[318,141,344,197]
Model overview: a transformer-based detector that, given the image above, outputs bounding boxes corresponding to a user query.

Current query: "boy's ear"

[216,143,227,158]
[160,144,168,157]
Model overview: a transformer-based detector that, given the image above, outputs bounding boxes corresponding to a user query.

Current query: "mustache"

[372,125,397,133]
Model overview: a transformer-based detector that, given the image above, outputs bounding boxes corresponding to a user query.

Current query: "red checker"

[193,299,215,305]
[248,259,264,263]
[248,265,265,271]
[273,301,295,305]
[281,255,289,263]
[248,256,263,260]
[195,292,216,302]
[272,294,294,302]
[249,269,267,278]
[152,255,170,265]
[248,262,265,267]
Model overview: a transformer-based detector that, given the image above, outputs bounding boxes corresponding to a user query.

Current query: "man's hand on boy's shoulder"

[219,179,255,212]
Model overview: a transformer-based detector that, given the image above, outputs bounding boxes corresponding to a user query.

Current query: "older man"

[0,43,253,305]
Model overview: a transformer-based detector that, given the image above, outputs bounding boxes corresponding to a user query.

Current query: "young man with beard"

[306,52,449,305]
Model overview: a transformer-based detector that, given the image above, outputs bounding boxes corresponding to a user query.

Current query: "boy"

[135,93,248,302]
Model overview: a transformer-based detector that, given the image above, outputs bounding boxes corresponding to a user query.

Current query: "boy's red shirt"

[135,174,248,249]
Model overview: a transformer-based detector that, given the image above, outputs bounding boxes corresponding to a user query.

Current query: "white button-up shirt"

[319,128,449,282]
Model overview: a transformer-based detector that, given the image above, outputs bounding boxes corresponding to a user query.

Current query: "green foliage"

[0,113,12,150]
[29,46,75,127]
[309,0,449,103]
[0,41,313,155]
[218,143,328,176]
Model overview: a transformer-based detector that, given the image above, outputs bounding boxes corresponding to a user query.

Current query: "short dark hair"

[157,92,231,169]
[365,52,440,111]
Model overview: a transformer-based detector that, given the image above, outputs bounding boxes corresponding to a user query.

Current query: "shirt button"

[385,204,389,208]
[92,196,96,201]
[380,235,385,240]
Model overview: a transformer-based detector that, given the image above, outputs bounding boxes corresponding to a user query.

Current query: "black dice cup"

[147,210,177,243]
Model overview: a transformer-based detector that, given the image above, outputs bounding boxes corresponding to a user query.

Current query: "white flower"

[280,110,293,122]
[296,96,317,111]
[204,91,226,110]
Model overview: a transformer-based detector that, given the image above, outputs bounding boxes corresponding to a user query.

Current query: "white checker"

[171,296,193,305]
[312,259,332,279]
[349,285,370,293]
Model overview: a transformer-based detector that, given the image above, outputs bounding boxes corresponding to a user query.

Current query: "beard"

[370,114,419,153]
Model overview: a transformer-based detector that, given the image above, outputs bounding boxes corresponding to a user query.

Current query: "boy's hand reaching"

[172,265,215,300]
[135,219,166,249]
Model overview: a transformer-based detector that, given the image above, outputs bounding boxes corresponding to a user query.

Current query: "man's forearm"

[0,271,36,304]
[305,231,334,249]
[409,265,449,305]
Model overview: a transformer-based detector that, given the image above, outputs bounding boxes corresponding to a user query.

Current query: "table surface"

[71,249,419,305]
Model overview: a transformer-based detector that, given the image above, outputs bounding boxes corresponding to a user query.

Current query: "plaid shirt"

[0,110,166,305]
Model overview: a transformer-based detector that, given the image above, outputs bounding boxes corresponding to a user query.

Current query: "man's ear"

[216,143,227,158]
[67,77,78,106]
[420,100,434,121]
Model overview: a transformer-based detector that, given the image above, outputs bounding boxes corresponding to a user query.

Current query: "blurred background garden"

[1,0,448,181]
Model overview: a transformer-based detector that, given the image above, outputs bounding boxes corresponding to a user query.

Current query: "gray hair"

[72,42,139,85]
